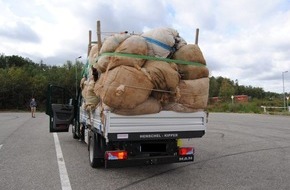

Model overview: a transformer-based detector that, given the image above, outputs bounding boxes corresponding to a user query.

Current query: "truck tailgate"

[105,111,206,141]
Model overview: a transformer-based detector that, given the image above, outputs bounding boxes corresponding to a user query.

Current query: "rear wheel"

[72,121,79,139]
[80,124,85,141]
[88,132,105,168]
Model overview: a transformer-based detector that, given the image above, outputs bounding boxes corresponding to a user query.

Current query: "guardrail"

[261,106,290,113]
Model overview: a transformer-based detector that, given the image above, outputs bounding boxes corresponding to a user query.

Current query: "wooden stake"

[195,28,199,45]
[87,30,92,57]
[97,20,102,53]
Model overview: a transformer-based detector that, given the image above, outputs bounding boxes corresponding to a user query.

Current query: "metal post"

[287,97,289,112]
[282,71,288,110]
[75,56,82,98]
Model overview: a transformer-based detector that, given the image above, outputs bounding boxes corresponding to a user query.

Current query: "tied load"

[81,27,209,115]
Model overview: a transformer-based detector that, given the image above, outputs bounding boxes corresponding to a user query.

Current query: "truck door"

[46,85,75,133]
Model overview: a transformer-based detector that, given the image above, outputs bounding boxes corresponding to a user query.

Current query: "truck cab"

[46,85,83,139]
[46,85,75,133]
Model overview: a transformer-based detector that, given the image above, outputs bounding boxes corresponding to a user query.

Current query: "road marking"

[53,133,72,190]
[0,144,2,150]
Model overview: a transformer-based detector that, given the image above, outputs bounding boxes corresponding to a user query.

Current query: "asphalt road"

[1,112,290,190]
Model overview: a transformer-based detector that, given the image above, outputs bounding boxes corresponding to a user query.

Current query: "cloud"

[0,0,289,93]
[0,21,40,43]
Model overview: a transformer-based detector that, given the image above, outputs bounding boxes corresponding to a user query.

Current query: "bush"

[208,102,262,113]
[207,97,289,114]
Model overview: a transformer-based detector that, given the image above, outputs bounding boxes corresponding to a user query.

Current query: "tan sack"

[175,36,187,50]
[93,56,109,73]
[85,79,100,106]
[173,44,208,79]
[176,78,209,109]
[95,35,148,72]
[80,77,86,90]
[81,80,88,100]
[173,44,206,65]
[141,27,178,58]
[99,33,130,54]
[111,35,148,69]
[94,66,154,109]
[112,97,162,115]
[142,60,180,91]
[162,102,203,113]
[177,64,209,80]
[88,45,99,66]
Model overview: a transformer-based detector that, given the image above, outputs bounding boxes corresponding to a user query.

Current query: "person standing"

[30,98,37,118]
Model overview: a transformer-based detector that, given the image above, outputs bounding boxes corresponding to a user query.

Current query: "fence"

[261,106,290,113]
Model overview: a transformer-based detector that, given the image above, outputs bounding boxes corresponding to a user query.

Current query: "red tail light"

[105,151,128,160]
[179,147,194,156]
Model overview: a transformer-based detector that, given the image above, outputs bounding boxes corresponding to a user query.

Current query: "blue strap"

[143,36,173,51]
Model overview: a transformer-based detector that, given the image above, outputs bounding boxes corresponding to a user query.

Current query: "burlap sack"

[93,56,109,73]
[80,77,99,113]
[141,27,178,58]
[150,91,172,107]
[94,66,154,109]
[142,60,180,91]
[162,102,202,113]
[88,45,99,65]
[99,33,130,54]
[81,80,88,100]
[172,44,208,79]
[85,79,100,106]
[176,78,209,109]
[111,35,148,69]
[95,35,148,72]
[175,36,187,50]
[173,44,206,65]
[80,77,86,90]
[178,64,209,80]
[83,79,100,124]
[112,97,162,115]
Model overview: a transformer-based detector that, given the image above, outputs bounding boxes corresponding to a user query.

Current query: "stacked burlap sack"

[80,27,209,115]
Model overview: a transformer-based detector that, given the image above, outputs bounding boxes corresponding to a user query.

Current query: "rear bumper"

[105,154,194,168]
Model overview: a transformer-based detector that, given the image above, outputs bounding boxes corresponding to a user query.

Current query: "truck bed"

[80,108,207,141]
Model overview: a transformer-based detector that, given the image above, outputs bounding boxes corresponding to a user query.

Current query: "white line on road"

[53,133,72,190]
[0,144,2,150]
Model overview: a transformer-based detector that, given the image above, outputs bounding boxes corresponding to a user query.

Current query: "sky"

[0,0,290,93]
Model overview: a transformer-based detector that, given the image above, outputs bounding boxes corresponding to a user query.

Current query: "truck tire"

[80,124,85,141]
[88,133,105,168]
[72,121,79,139]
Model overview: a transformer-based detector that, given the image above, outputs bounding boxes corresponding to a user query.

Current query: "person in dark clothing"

[30,98,37,118]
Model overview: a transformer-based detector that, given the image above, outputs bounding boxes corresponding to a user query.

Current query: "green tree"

[209,76,219,97]
[219,79,235,102]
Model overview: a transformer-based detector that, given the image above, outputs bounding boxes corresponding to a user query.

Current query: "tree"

[0,53,84,110]
[219,79,235,102]
[209,76,219,97]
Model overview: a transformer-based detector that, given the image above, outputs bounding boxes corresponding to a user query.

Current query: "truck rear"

[79,106,206,168]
